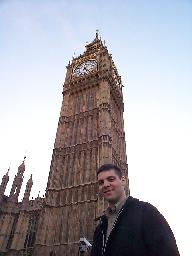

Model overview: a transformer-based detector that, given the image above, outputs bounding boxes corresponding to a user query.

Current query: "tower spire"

[22,174,33,203]
[9,159,26,202]
[0,168,10,201]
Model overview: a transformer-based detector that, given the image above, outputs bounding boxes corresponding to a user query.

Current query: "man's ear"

[121,176,126,186]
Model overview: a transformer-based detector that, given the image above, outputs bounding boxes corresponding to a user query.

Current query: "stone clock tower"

[33,33,128,256]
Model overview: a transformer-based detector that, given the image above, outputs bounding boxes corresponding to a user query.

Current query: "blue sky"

[0,0,192,254]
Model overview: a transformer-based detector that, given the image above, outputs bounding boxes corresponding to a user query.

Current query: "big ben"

[33,32,129,256]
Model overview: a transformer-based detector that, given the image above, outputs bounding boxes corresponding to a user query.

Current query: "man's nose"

[103,180,110,187]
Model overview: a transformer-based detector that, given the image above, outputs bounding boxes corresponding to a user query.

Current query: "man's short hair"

[97,164,123,178]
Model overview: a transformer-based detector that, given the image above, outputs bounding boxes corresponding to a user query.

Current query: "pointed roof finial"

[18,157,26,175]
[7,167,10,175]
[96,29,99,40]
[23,156,26,163]
[3,168,10,178]
[27,174,33,185]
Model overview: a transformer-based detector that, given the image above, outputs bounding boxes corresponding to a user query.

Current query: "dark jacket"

[91,196,179,256]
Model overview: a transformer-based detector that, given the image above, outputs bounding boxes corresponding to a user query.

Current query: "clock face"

[73,60,97,77]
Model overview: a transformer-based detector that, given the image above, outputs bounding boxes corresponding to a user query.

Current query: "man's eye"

[108,177,115,182]
[98,181,104,185]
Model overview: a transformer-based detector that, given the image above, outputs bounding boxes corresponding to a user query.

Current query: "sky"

[0,0,192,255]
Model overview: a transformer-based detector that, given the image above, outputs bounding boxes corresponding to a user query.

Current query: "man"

[91,164,180,256]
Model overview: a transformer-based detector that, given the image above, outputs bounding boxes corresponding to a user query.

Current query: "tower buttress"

[22,174,33,203]
[9,158,26,202]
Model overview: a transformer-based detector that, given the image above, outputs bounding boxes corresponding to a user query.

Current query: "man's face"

[97,169,125,203]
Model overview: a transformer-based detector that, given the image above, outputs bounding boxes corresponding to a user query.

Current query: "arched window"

[24,214,39,250]
[6,214,19,249]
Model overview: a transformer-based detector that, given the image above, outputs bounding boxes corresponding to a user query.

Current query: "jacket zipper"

[100,218,106,256]
[101,229,105,256]
[102,207,125,256]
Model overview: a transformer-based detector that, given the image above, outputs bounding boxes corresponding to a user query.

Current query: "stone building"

[0,160,44,256]
[0,33,128,256]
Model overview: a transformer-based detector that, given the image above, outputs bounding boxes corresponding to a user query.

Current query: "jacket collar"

[94,196,136,222]
[105,196,127,216]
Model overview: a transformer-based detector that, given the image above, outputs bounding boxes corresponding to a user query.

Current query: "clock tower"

[34,33,128,256]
